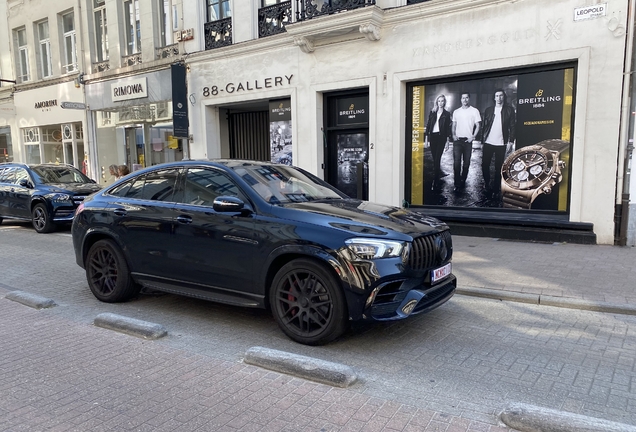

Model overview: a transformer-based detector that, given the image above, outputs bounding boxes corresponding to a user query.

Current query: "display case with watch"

[500,139,569,209]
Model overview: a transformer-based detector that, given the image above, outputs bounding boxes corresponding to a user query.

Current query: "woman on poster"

[425,94,453,189]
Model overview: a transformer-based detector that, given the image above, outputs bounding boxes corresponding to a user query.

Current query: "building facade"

[0,0,635,246]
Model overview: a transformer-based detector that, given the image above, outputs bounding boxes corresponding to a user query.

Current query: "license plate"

[431,263,451,283]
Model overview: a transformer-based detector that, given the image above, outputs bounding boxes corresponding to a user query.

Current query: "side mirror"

[213,196,250,214]
[18,179,32,188]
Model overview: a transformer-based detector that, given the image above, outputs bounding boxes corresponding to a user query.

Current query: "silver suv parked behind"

[0,163,101,233]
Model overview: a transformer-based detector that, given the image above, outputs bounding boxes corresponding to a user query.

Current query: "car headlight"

[345,238,406,260]
[49,193,71,202]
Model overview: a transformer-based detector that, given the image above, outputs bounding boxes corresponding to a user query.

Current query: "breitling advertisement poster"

[269,99,292,166]
[406,65,574,212]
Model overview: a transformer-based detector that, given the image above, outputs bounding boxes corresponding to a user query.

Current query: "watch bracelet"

[502,192,532,209]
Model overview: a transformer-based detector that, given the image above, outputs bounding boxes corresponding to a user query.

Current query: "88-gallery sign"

[406,63,575,213]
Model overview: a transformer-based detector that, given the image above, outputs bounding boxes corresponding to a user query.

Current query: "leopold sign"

[111,77,148,102]
[574,3,607,21]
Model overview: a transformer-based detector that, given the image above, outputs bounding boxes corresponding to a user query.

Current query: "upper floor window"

[62,12,78,73]
[15,28,29,83]
[207,0,231,21]
[259,0,291,38]
[37,20,52,78]
[93,0,109,62]
[124,0,141,55]
[158,0,172,47]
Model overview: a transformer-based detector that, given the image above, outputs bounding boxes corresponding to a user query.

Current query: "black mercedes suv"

[72,159,456,345]
[0,162,102,233]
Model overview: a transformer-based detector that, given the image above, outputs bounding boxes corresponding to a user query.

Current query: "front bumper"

[364,274,456,320]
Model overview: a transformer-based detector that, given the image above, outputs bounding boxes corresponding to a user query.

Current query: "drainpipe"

[617,0,636,246]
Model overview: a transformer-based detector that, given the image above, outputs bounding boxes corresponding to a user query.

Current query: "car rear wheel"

[270,258,348,345]
[32,203,55,233]
[85,239,140,302]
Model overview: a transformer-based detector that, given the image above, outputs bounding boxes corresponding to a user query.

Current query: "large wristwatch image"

[500,139,569,209]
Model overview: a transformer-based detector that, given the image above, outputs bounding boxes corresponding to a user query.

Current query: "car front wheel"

[270,258,348,345]
[85,239,140,302]
[32,203,55,233]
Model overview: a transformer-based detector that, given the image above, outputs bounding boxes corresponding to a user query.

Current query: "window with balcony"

[15,28,30,83]
[204,0,232,50]
[259,0,291,38]
[158,0,170,47]
[93,0,109,70]
[62,12,78,73]
[38,20,52,78]
[124,0,141,55]
[156,0,179,59]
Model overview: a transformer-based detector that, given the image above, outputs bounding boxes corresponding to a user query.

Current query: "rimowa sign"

[111,77,148,102]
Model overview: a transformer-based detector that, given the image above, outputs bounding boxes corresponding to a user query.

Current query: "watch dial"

[504,150,549,187]
[529,165,543,175]
[513,161,525,171]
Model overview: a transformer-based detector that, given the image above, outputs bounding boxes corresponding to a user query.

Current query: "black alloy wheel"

[85,239,140,303]
[32,203,55,233]
[270,258,348,345]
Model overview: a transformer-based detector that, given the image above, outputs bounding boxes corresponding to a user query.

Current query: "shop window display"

[406,64,575,213]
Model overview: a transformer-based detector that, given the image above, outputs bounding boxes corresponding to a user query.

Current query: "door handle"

[113,208,127,216]
[176,215,192,224]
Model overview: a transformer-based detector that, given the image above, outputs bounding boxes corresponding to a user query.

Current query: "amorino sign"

[111,77,148,102]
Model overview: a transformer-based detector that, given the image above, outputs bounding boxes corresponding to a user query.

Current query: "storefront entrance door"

[324,90,369,200]
[125,126,145,170]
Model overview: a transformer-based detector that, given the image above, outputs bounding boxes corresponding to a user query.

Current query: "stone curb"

[93,312,168,340]
[5,291,57,310]
[244,346,357,388]
[457,287,636,316]
[500,402,636,432]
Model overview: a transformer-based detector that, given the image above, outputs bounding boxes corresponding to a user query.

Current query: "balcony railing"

[296,0,375,21]
[93,60,110,73]
[122,52,142,67]
[258,1,292,38]
[204,18,232,50]
[156,43,180,59]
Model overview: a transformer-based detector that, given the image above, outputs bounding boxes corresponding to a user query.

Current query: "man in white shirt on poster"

[452,93,481,191]
[481,89,516,197]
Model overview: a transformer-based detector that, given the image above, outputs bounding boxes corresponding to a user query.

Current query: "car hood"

[276,199,448,238]
[42,183,102,194]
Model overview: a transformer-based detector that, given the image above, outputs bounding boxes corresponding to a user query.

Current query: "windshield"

[31,166,92,184]
[232,164,346,204]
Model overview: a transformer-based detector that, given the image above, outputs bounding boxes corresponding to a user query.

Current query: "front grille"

[407,230,452,270]
[72,195,87,207]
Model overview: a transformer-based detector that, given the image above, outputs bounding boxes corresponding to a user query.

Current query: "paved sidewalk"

[452,235,636,312]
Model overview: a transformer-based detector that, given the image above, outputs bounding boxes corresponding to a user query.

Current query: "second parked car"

[0,162,101,233]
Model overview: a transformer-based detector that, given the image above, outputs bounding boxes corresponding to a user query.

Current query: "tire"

[85,239,140,303]
[269,258,348,345]
[32,203,55,233]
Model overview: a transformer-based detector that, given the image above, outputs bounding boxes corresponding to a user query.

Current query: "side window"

[181,168,244,207]
[141,169,179,202]
[1,167,16,184]
[0,168,5,183]
[14,168,29,185]
[108,180,133,197]
[125,175,146,199]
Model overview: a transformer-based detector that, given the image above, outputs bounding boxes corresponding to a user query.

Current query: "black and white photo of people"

[420,77,518,208]
[270,121,292,165]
